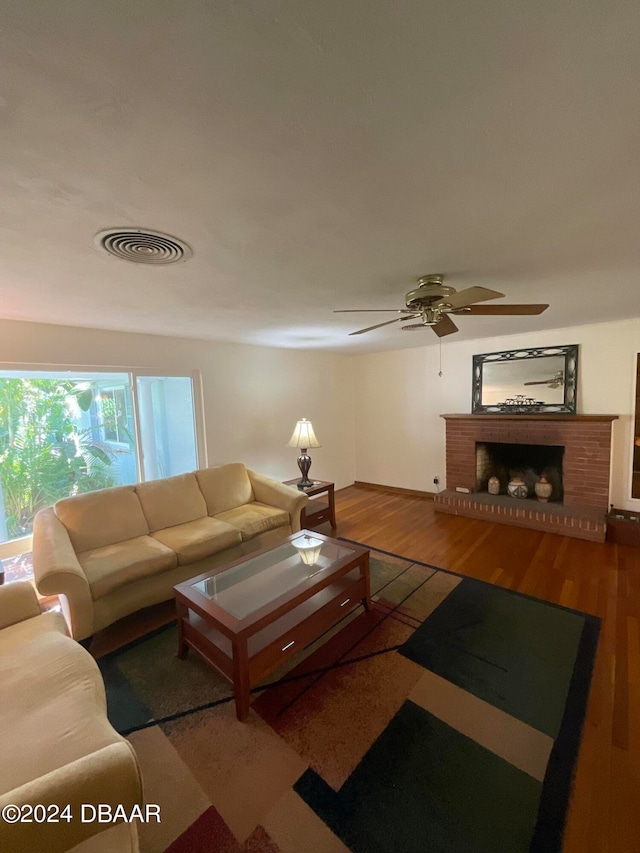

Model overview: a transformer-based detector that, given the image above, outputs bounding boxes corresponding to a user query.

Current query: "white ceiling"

[2,1,640,354]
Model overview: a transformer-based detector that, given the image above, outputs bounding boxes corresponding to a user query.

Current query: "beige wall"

[0,319,356,490]
[352,318,640,511]
[2,315,639,512]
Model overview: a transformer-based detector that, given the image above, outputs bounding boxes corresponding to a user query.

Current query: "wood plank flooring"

[326,485,640,853]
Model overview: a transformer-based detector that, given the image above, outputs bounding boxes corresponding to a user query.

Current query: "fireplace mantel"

[434,412,619,541]
[441,414,618,422]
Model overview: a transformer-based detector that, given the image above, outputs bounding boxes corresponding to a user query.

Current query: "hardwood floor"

[327,485,640,853]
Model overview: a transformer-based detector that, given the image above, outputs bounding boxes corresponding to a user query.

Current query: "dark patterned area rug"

[98,542,599,853]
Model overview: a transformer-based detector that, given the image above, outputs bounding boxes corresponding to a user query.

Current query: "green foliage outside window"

[0,379,117,538]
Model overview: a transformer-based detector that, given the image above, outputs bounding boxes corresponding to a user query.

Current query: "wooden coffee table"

[174,530,371,720]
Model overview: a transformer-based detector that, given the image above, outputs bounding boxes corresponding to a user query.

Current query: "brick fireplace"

[434,414,618,542]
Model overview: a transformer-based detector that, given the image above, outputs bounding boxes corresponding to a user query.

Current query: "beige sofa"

[33,463,307,641]
[0,582,142,853]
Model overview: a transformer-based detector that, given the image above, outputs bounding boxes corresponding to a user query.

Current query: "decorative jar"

[487,476,500,495]
[507,477,528,499]
[534,475,553,502]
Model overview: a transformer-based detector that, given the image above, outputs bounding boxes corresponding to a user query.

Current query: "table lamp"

[287,418,321,487]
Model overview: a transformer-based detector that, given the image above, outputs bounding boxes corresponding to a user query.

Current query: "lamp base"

[296,479,315,489]
[296,450,314,488]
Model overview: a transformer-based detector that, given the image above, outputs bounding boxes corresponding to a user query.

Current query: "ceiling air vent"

[95,228,192,264]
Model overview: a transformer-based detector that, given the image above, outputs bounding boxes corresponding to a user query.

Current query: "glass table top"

[190,534,355,620]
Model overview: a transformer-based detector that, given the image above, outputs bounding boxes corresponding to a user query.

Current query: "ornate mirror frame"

[472,344,579,414]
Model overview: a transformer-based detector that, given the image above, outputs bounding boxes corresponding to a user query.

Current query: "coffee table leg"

[233,640,251,721]
[176,601,189,658]
[362,553,372,611]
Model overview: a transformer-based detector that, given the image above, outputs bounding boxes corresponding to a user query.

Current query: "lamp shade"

[287,418,321,449]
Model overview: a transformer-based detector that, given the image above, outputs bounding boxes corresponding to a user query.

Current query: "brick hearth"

[434,414,618,542]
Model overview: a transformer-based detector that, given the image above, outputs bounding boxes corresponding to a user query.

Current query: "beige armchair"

[0,582,143,853]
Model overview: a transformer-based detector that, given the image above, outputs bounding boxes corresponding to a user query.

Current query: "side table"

[283,479,336,530]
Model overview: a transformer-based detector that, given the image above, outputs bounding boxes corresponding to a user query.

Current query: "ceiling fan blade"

[432,314,458,337]
[453,304,549,315]
[334,309,410,313]
[444,286,505,310]
[349,315,417,336]
[523,380,552,385]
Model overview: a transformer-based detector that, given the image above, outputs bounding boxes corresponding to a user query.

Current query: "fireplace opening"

[476,442,564,502]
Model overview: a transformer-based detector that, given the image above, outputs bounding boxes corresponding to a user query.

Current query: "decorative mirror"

[472,344,579,414]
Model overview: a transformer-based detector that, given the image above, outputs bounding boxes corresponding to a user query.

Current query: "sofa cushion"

[136,473,207,532]
[152,517,242,566]
[195,463,254,516]
[55,486,149,553]
[214,501,290,542]
[78,536,178,600]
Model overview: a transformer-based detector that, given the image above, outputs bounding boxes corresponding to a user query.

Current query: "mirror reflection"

[482,357,565,406]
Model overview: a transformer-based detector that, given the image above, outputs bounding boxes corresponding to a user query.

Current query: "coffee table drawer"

[248,573,367,681]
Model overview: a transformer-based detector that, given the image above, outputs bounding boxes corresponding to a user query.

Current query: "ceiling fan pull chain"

[439,338,443,376]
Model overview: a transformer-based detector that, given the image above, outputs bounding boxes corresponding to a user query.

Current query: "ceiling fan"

[524,371,564,389]
[334,274,549,337]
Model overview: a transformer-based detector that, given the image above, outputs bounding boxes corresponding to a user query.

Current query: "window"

[136,375,198,481]
[98,387,131,444]
[0,367,204,554]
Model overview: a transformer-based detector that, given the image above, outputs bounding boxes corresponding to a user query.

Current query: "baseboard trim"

[353,481,436,500]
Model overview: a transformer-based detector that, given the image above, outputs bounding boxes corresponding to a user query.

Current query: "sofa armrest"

[0,741,143,853]
[247,470,309,533]
[33,508,95,641]
[0,582,42,631]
